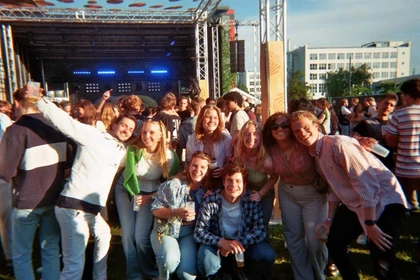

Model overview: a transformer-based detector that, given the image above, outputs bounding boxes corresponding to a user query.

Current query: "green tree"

[287,70,310,100]
[324,64,372,97]
[220,27,236,94]
[236,83,249,93]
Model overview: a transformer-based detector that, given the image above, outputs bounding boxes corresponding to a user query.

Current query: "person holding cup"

[186,105,232,190]
[150,151,212,280]
[194,163,275,279]
[114,119,180,280]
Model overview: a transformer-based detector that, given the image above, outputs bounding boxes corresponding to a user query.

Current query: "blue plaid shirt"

[194,189,266,248]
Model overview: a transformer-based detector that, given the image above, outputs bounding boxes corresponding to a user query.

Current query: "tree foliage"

[236,83,249,93]
[287,70,310,100]
[220,27,236,94]
[324,64,372,97]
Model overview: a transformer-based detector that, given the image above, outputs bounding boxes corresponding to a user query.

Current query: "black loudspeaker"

[230,40,245,73]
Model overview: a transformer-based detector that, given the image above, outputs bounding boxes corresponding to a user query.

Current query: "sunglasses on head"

[271,122,290,130]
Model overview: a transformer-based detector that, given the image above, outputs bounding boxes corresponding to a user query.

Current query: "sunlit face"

[111,117,135,142]
[291,117,319,147]
[377,98,396,117]
[243,124,261,149]
[222,172,244,203]
[271,116,291,142]
[141,122,162,150]
[179,99,188,111]
[62,105,72,116]
[188,157,209,184]
[202,109,219,133]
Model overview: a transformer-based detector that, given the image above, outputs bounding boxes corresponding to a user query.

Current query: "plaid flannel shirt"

[194,189,266,248]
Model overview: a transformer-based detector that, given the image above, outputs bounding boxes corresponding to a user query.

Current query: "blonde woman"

[186,105,232,189]
[115,120,180,279]
[231,120,278,228]
[98,102,117,130]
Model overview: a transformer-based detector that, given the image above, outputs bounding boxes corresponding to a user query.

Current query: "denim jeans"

[12,206,60,280]
[260,190,275,229]
[114,182,158,279]
[278,181,328,280]
[197,241,275,278]
[55,206,111,280]
[0,180,13,260]
[151,225,197,280]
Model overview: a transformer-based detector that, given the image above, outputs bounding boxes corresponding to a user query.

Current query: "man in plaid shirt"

[194,163,275,280]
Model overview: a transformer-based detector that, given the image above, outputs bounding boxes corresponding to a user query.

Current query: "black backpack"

[338,108,349,126]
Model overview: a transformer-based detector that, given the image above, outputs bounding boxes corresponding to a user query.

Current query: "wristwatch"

[364,219,377,226]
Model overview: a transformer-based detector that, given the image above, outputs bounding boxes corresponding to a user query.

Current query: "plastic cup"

[317,225,329,243]
[185,201,195,221]
[235,252,245,267]
[371,143,390,158]
[209,160,218,170]
[27,81,40,103]
[133,195,141,211]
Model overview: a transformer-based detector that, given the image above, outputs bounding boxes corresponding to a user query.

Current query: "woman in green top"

[231,120,278,228]
[115,119,180,279]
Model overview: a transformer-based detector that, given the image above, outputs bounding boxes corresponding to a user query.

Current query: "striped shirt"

[387,105,420,178]
[311,134,407,225]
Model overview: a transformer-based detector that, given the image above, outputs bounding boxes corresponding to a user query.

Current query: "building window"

[346,53,354,59]
[381,62,389,68]
[310,84,317,94]
[319,73,327,80]
[337,63,345,69]
[319,53,327,60]
[364,53,372,59]
[310,73,317,80]
[373,72,380,79]
[354,63,362,68]
[337,53,345,60]
[310,64,317,70]
[390,52,397,58]
[355,53,363,59]
[328,63,336,70]
[373,52,381,59]
[310,53,318,60]
[328,53,336,60]
[319,63,327,70]
[390,62,397,68]
[390,72,396,78]
[318,83,326,94]
[382,52,389,59]
[381,72,389,78]
[366,62,372,68]
[372,62,380,69]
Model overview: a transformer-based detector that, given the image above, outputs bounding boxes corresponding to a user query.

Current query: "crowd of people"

[0,78,419,280]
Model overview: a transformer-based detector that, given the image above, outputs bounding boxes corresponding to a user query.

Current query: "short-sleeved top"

[270,143,317,185]
[387,105,420,178]
[154,111,182,142]
[227,110,249,136]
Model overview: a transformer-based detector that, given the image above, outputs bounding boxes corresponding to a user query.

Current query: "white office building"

[237,71,262,101]
[288,41,411,99]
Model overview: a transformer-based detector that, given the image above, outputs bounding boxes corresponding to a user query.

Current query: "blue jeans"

[115,181,158,279]
[260,190,275,229]
[197,241,275,278]
[150,225,197,280]
[12,206,60,280]
[55,207,111,280]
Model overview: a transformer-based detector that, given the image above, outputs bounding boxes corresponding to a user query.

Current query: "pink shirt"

[270,142,317,185]
[311,134,407,225]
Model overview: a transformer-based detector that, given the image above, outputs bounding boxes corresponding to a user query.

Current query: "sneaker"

[356,233,368,245]
[326,262,339,278]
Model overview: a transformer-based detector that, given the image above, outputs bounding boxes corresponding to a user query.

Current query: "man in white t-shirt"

[223,91,249,137]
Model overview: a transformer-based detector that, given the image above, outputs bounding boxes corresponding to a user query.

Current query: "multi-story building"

[288,41,411,98]
[237,70,262,101]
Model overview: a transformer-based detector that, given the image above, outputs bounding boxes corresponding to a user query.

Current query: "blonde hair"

[133,119,170,178]
[160,92,177,110]
[120,95,142,114]
[99,102,117,130]
[194,104,225,142]
[232,120,266,170]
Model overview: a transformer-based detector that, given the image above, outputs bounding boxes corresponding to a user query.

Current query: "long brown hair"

[75,100,98,126]
[194,104,225,142]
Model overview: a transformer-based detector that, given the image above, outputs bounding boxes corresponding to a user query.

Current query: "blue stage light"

[97,70,115,75]
[73,71,91,75]
[150,70,168,74]
[127,70,145,74]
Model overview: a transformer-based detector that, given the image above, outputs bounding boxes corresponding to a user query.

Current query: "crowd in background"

[0,78,419,280]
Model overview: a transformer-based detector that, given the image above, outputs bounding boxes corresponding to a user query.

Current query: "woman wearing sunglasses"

[230,120,278,229]
[262,112,328,280]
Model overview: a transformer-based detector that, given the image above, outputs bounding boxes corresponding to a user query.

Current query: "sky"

[222,0,420,74]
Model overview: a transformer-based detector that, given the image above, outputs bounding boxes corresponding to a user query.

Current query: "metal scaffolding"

[211,25,221,99]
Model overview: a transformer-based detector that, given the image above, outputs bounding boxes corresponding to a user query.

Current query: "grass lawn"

[1,214,419,279]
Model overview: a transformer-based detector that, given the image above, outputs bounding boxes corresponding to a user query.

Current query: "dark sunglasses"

[271,122,290,130]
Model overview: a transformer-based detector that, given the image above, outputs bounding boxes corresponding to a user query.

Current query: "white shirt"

[0,112,12,143]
